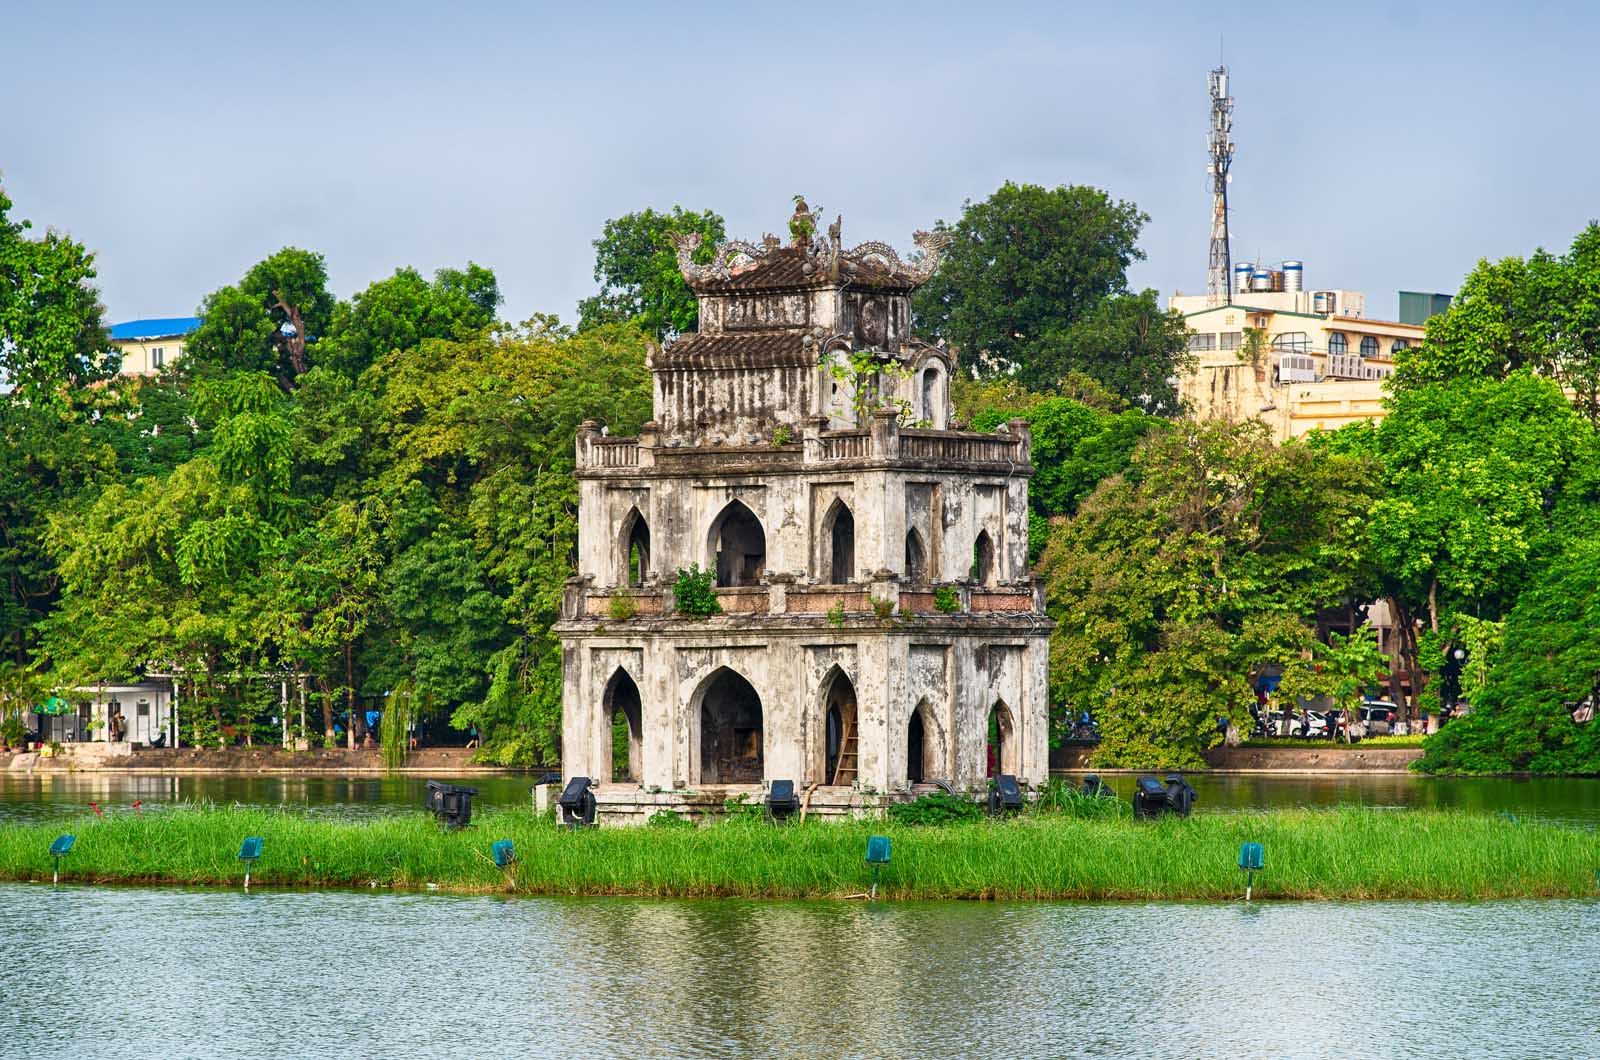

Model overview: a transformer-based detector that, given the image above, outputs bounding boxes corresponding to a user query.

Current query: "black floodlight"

[766,779,800,822]
[1132,776,1168,819]
[1080,774,1114,799]
[425,779,479,830]
[1163,775,1198,817]
[988,774,1024,816]
[558,776,597,828]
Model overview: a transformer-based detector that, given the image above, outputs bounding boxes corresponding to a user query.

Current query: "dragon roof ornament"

[671,208,951,288]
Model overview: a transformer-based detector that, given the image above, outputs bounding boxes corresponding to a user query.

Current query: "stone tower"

[556,204,1051,821]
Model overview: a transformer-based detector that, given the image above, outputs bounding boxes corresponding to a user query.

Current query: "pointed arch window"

[710,500,766,588]
[971,530,995,586]
[823,499,855,584]
[619,507,651,588]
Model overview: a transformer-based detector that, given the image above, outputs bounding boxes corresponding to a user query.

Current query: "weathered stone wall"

[577,453,1031,591]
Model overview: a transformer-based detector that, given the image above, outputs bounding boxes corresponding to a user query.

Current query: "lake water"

[4,770,1600,826]
[3,883,1595,1059]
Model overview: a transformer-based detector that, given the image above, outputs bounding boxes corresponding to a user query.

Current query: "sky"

[4,0,1598,326]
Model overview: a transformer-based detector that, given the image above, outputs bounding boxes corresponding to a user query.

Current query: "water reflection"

[3,885,1595,1059]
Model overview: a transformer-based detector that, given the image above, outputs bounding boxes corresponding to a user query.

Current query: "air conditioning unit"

[1279,354,1316,383]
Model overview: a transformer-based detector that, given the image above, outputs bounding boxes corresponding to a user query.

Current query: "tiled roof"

[654,332,815,370]
[689,247,914,294]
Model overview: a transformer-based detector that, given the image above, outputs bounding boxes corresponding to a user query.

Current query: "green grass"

[3,804,1596,901]
[1241,735,1427,749]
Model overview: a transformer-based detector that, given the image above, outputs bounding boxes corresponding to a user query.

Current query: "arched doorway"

[605,669,642,783]
[904,528,926,583]
[696,668,763,784]
[821,668,858,785]
[972,530,995,586]
[907,709,925,784]
[619,507,650,587]
[824,499,855,584]
[710,501,766,588]
[987,699,1016,777]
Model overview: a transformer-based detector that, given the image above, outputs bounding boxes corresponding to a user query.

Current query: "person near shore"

[465,724,479,749]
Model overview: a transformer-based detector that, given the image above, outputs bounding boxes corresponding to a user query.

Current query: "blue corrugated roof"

[108,317,202,340]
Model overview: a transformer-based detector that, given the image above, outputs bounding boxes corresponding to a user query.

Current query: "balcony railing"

[577,418,1031,473]
[568,582,1041,622]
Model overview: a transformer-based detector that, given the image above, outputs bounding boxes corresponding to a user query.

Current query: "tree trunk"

[317,678,335,747]
[1428,577,1440,632]
[345,642,357,751]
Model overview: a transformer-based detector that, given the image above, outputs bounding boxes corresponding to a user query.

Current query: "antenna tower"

[1207,65,1235,304]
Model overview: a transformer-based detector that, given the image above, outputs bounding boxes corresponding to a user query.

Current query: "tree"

[316,263,500,379]
[578,207,724,340]
[0,185,117,398]
[1041,420,1377,768]
[1393,221,1600,425]
[1315,371,1587,719]
[362,318,654,761]
[912,182,1188,410]
[1416,534,1600,773]
[186,248,332,387]
[962,384,1157,559]
[1277,631,1388,743]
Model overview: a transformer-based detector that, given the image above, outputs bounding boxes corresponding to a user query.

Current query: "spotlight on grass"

[1079,774,1114,799]
[238,836,263,890]
[558,777,597,829]
[765,780,800,823]
[492,839,515,868]
[987,774,1023,817]
[49,834,75,885]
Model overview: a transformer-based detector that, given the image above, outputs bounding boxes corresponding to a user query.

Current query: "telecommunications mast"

[1207,65,1235,304]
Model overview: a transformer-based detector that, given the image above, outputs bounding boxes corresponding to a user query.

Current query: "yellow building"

[108,317,200,376]
[1170,286,1427,440]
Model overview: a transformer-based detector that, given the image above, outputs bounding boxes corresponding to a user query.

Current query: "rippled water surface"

[4,771,1600,825]
[2,884,1595,1059]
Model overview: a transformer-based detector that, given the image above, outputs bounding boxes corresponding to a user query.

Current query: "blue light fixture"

[49,834,76,885]
[1238,841,1264,901]
[865,835,891,899]
[492,839,515,868]
[238,836,264,890]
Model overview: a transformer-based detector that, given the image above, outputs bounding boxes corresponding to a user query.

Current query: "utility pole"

[1207,65,1235,305]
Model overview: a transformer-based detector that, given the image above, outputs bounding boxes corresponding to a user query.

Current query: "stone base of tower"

[555,602,1052,824]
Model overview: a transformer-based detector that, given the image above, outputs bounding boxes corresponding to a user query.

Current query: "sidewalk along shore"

[1050,744,1424,774]
[3,805,1594,901]
[1,746,541,776]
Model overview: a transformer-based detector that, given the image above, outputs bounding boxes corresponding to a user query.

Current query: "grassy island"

[2,805,1596,901]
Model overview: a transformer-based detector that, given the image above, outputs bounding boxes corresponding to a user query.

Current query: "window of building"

[1328,333,1348,356]
[1187,332,1217,351]
[1391,339,1410,356]
[1271,332,1309,353]
[1219,331,1242,350]
[1359,336,1379,358]
[151,347,165,369]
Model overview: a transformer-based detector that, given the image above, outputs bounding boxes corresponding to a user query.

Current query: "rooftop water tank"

[1312,291,1336,315]
[1250,269,1274,293]
[1234,263,1253,293]
[1282,261,1304,292]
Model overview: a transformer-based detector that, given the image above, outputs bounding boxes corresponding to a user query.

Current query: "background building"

[108,317,200,376]
[1171,266,1447,439]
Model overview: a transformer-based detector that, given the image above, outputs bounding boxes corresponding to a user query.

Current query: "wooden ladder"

[831,717,858,786]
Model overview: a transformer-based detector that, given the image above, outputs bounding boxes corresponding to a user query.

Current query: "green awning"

[34,697,73,716]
